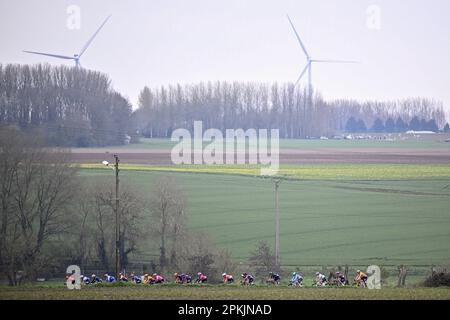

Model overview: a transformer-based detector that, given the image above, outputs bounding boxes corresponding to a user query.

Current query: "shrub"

[423,272,450,287]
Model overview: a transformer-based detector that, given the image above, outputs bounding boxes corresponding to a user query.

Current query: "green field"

[1,283,450,300]
[80,164,450,267]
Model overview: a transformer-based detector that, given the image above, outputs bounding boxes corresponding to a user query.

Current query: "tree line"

[345,116,441,133]
[0,64,132,147]
[134,82,447,138]
[1,64,448,145]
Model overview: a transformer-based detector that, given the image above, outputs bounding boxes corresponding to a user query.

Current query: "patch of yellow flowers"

[79,163,450,180]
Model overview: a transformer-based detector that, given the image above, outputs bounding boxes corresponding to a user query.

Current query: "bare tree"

[397,265,408,287]
[248,240,278,281]
[0,126,78,285]
[88,181,144,271]
[149,177,186,272]
[64,196,94,269]
[180,232,217,281]
[214,248,237,277]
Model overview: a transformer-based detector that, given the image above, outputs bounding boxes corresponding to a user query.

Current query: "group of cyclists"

[225,270,367,288]
[174,272,208,284]
[74,272,168,285]
[241,270,367,287]
[308,270,368,288]
[71,272,208,285]
[69,269,368,288]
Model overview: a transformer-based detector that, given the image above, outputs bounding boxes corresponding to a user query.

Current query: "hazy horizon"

[1,0,449,111]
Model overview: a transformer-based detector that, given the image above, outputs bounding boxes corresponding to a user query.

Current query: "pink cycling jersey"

[223,275,233,281]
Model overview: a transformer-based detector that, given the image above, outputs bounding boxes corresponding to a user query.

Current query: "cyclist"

[222,273,234,284]
[119,273,128,282]
[174,273,192,284]
[196,272,208,283]
[314,272,327,286]
[130,272,142,284]
[152,273,165,284]
[289,272,303,287]
[80,275,90,285]
[355,270,368,287]
[104,273,116,283]
[267,272,281,285]
[143,274,152,284]
[90,274,102,284]
[241,272,254,285]
[336,272,348,286]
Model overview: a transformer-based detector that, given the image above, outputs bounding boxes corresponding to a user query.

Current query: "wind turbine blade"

[78,15,111,57]
[286,15,309,58]
[294,63,310,87]
[23,50,74,60]
[311,59,358,64]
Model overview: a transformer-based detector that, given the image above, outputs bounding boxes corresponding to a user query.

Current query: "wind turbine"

[23,15,111,68]
[286,14,356,97]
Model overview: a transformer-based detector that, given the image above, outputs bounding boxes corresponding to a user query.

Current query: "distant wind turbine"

[23,15,111,68]
[286,14,357,97]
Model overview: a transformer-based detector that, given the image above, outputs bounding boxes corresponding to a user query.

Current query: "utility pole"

[114,154,120,279]
[273,179,281,267]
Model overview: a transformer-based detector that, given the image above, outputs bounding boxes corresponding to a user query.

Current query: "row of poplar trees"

[0,64,132,147]
[1,64,446,144]
[133,82,446,138]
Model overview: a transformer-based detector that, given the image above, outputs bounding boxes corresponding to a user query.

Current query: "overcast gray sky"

[1,0,449,110]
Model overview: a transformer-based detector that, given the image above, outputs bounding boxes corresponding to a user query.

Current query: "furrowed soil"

[70,148,450,165]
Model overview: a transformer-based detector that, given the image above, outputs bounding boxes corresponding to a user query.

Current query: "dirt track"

[70,148,450,165]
